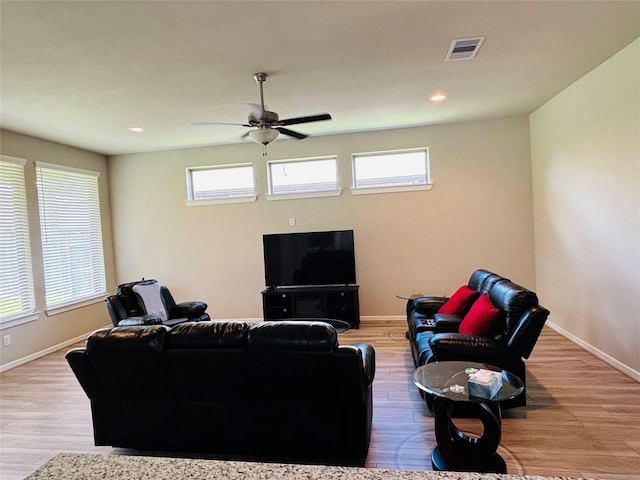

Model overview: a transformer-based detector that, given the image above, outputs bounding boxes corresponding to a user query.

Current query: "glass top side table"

[412,361,524,473]
[412,361,523,402]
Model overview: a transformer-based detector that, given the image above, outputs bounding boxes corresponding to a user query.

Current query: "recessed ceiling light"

[429,94,447,103]
[128,126,144,133]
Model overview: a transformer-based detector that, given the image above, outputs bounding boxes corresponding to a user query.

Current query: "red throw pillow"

[458,293,500,335]
[437,285,478,314]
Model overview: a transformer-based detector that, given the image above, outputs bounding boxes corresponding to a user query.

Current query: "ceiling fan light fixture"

[248,127,279,146]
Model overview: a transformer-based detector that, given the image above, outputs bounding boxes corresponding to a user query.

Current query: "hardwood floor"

[1,319,639,479]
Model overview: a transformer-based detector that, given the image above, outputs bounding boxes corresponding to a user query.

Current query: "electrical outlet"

[289,217,296,226]
[3,335,11,347]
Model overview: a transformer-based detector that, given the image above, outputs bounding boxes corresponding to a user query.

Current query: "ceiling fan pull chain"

[262,145,268,156]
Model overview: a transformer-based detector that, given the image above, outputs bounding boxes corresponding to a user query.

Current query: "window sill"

[351,184,433,195]
[186,195,257,206]
[266,190,342,201]
[0,312,40,330]
[45,294,106,317]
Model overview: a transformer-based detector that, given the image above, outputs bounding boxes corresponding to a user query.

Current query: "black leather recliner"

[104,279,210,327]
[406,269,549,408]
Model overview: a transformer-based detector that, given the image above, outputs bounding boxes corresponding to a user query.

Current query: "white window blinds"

[0,156,36,322]
[36,162,106,310]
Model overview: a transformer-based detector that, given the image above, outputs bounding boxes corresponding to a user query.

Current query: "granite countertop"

[26,453,590,480]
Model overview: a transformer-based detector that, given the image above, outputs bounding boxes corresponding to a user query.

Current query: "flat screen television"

[263,229,356,288]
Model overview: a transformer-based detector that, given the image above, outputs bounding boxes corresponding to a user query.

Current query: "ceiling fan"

[195,72,332,155]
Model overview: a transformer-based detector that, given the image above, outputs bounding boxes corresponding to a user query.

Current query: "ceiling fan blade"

[192,121,251,127]
[278,113,332,126]
[276,127,308,139]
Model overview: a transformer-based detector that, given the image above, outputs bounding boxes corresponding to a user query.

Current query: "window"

[267,156,339,197]
[0,156,36,324]
[352,148,431,193]
[186,164,256,204]
[36,162,106,311]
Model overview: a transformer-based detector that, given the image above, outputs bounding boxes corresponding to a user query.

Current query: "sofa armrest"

[407,296,447,316]
[413,313,462,335]
[117,315,162,326]
[507,306,549,359]
[428,333,509,364]
[170,301,207,318]
[433,313,463,330]
[351,343,376,384]
[65,348,106,399]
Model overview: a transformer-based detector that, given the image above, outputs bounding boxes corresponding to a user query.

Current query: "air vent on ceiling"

[445,37,486,61]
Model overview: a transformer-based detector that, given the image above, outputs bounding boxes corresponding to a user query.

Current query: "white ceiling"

[1,1,639,156]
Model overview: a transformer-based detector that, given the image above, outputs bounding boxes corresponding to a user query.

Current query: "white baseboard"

[360,315,406,321]
[546,321,640,382]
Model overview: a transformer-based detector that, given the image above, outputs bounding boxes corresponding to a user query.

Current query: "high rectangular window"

[0,156,35,323]
[187,164,255,202]
[267,156,339,196]
[352,148,430,191]
[36,162,106,310]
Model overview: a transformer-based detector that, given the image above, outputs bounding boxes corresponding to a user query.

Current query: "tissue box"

[468,369,503,398]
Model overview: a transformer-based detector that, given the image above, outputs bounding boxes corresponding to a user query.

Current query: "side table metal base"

[432,395,507,473]
[412,362,524,474]
[431,446,506,473]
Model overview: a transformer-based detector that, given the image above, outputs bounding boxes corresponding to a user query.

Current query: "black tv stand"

[261,285,360,329]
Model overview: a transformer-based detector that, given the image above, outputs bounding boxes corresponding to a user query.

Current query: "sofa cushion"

[437,285,478,314]
[467,269,497,291]
[167,321,249,349]
[249,321,337,352]
[87,324,168,352]
[458,293,500,335]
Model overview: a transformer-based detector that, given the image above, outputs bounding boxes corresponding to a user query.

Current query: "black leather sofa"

[66,320,375,463]
[406,269,549,408]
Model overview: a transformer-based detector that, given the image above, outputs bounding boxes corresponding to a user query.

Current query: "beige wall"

[108,116,536,320]
[530,38,640,378]
[0,130,115,368]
